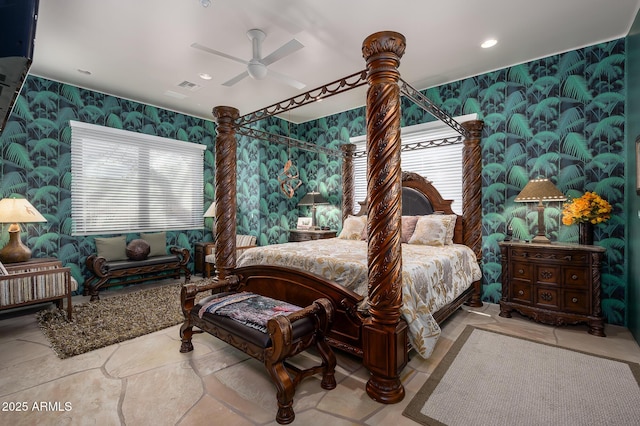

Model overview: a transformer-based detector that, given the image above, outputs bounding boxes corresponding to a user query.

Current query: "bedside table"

[289,229,336,242]
[194,241,215,276]
[499,241,606,336]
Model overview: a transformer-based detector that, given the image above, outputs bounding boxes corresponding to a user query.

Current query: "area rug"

[37,282,195,359]
[403,326,640,426]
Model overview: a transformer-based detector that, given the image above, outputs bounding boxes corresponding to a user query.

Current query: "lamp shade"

[514,178,565,244]
[0,197,47,223]
[297,192,329,206]
[514,178,566,203]
[203,203,216,218]
[0,197,46,263]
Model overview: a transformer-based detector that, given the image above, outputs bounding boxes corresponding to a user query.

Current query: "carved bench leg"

[317,337,337,390]
[179,321,195,353]
[265,361,296,425]
[89,277,108,301]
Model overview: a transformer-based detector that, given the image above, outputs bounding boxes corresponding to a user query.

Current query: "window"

[350,114,476,215]
[70,121,206,235]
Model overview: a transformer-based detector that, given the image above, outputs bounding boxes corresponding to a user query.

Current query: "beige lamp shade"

[0,197,47,224]
[514,178,566,243]
[514,178,566,203]
[0,197,47,263]
[203,203,216,218]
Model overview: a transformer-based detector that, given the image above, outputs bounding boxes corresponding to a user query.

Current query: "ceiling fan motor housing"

[247,59,268,80]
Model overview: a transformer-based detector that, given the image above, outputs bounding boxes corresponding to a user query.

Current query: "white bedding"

[236,238,481,358]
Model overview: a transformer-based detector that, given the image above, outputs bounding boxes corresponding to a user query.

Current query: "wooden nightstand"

[194,242,215,276]
[499,241,606,336]
[289,229,336,242]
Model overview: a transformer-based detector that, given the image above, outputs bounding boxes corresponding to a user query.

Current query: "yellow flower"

[562,191,612,225]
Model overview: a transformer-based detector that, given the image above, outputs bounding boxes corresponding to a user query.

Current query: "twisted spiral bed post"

[212,106,239,280]
[361,30,407,404]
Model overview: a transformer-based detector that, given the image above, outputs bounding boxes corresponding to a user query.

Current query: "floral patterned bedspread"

[236,238,481,358]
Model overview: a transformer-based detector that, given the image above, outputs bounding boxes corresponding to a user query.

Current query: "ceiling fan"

[191,29,306,89]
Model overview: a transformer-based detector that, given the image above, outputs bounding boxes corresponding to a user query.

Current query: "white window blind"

[70,121,206,235]
[350,114,476,215]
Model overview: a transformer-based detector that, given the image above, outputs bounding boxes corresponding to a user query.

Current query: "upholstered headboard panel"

[402,187,434,216]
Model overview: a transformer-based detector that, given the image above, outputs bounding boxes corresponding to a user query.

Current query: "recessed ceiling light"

[199,73,212,80]
[481,39,498,49]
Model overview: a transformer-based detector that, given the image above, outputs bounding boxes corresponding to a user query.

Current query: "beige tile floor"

[1,282,639,426]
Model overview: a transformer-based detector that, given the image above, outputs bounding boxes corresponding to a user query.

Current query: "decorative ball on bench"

[126,239,151,261]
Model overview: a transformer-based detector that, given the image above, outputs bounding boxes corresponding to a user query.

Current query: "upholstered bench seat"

[180,288,336,424]
[105,255,182,271]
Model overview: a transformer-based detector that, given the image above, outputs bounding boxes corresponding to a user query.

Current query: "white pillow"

[408,215,451,246]
[338,215,367,240]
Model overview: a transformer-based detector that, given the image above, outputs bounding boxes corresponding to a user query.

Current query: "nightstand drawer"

[536,266,560,285]
[512,281,532,304]
[564,268,589,288]
[535,286,559,310]
[563,290,590,314]
[512,262,532,280]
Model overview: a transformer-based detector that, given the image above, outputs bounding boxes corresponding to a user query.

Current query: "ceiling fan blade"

[222,70,249,87]
[262,39,304,66]
[267,68,306,90]
[191,42,248,65]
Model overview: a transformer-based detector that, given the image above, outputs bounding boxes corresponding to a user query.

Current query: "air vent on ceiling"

[177,80,201,91]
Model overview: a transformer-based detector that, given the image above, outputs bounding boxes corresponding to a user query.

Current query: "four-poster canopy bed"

[181,31,484,404]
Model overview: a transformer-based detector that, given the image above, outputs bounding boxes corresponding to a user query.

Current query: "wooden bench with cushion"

[180,276,336,424]
[85,232,190,301]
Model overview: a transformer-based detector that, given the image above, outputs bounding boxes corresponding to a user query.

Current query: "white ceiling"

[30,0,640,124]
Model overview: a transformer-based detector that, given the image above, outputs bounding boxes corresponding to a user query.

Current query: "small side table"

[289,229,337,242]
[194,242,215,276]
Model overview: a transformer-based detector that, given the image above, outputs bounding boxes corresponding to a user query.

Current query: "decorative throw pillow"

[400,216,420,243]
[338,215,367,240]
[140,232,166,257]
[95,236,128,261]
[126,239,151,261]
[437,214,457,245]
[408,216,449,246]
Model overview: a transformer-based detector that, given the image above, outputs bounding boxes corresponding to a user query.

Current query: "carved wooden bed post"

[461,120,484,307]
[341,143,356,221]
[361,31,407,404]
[212,106,239,280]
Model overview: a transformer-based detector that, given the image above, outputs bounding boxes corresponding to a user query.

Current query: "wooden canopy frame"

[207,31,483,404]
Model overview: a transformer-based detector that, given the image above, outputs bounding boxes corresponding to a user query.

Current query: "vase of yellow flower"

[561,191,612,245]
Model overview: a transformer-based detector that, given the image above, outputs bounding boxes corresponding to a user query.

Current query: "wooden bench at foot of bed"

[84,246,191,301]
[179,275,337,425]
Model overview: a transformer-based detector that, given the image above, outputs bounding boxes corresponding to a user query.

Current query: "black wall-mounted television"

[0,0,40,135]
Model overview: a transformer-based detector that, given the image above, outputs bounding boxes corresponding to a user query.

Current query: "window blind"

[350,114,476,215]
[70,121,206,235]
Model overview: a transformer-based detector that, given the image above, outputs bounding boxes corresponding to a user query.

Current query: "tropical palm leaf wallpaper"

[0,39,627,326]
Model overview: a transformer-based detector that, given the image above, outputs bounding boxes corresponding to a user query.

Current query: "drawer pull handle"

[540,291,553,301]
[518,269,524,274]
[571,274,578,280]
[518,290,524,296]
[572,297,578,303]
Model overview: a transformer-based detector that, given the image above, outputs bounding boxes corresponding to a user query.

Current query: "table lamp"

[297,192,329,229]
[203,202,216,236]
[0,197,47,263]
[514,178,566,243]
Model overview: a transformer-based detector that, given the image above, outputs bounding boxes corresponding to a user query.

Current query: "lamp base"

[0,230,32,263]
[531,234,551,244]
